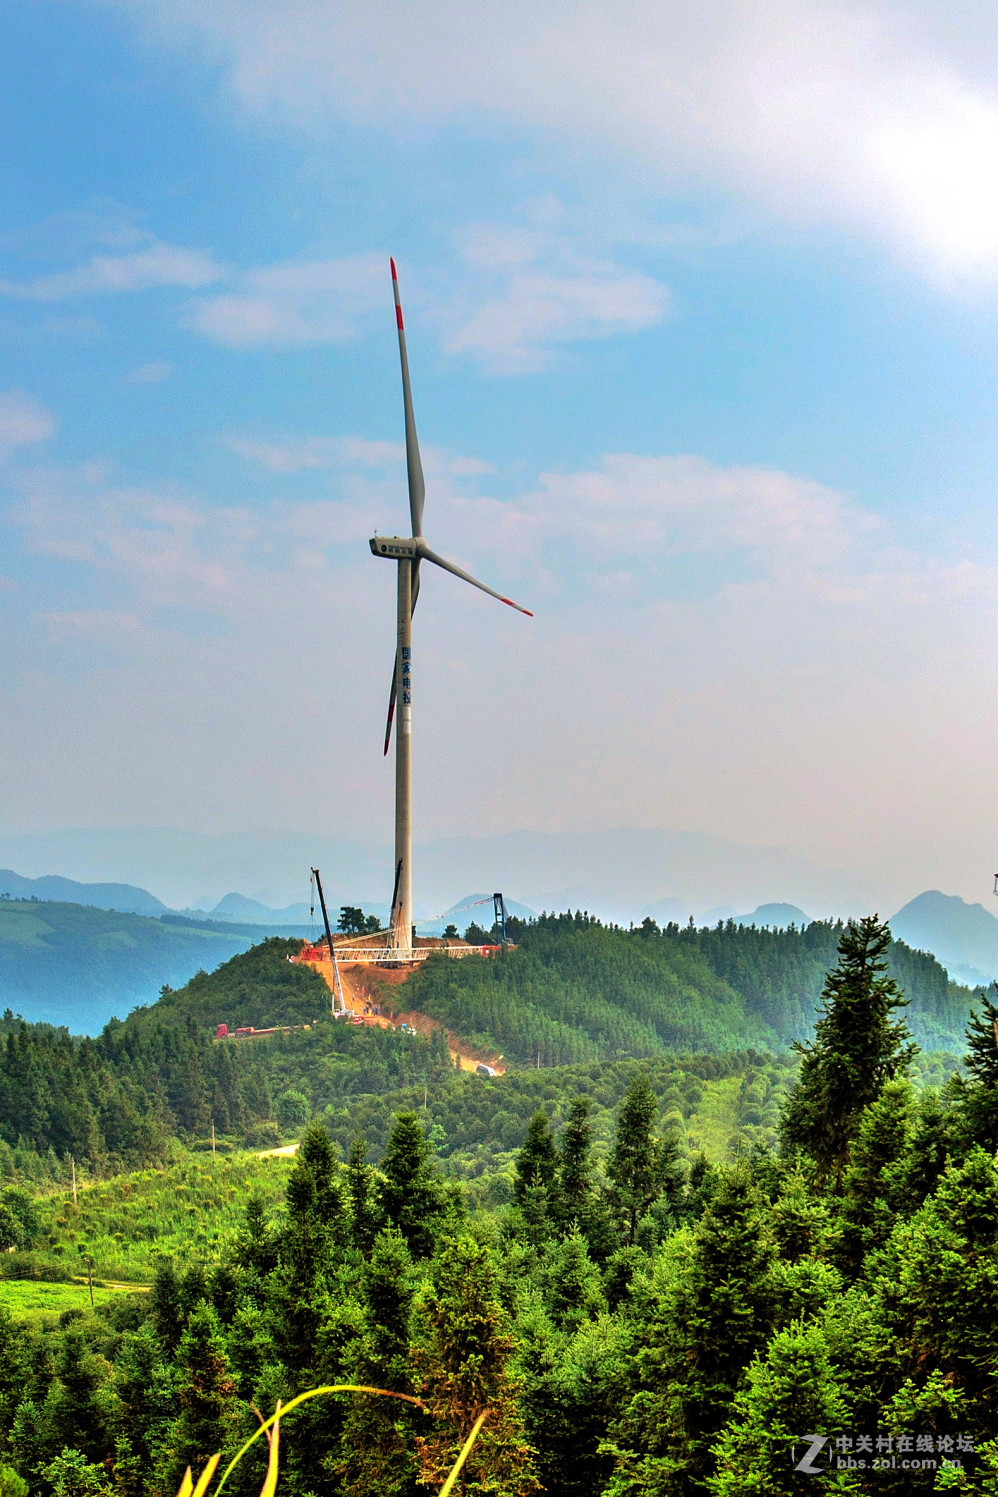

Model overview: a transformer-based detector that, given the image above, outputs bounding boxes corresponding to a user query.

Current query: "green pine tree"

[964,986,998,1087]
[544,1229,607,1333]
[335,1229,423,1497]
[514,1111,561,1212]
[608,1075,680,1246]
[112,1323,174,1477]
[346,1136,381,1255]
[163,1305,237,1493]
[955,986,998,1151]
[379,1112,447,1258]
[44,1328,111,1467]
[708,1322,852,1496]
[605,1166,777,1496]
[835,1078,913,1275]
[414,1234,540,1497]
[276,1120,349,1368]
[560,1097,592,1204]
[780,916,916,1183]
[0,1306,27,1452]
[150,1260,184,1354]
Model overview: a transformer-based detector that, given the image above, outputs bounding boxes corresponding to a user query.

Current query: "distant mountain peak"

[734,902,811,929]
[890,889,998,988]
[0,868,166,917]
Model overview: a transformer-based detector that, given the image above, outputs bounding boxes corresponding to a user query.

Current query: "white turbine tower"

[370,259,532,958]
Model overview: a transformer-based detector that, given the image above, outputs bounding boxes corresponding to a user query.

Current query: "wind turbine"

[370,258,532,958]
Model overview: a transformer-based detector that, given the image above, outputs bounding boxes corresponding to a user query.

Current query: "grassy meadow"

[20,1151,294,1284]
[0,1278,135,1321]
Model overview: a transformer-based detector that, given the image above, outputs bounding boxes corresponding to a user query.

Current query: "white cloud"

[226,431,497,489]
[191,232,667,367]
[0,239,223,300]
[45,608,144,639]
[111,0,998,275]
[125,361,174,384]
[6,455,385,608]
[0,391,55,460]
[522,453,881,574]
[190,253,385,346]
[6,432,998,890]
[226,434,404,473]
[442,226,669,372]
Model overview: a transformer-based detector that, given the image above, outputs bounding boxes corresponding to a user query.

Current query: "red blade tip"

[390,257,398,280]
[502,598,533,616]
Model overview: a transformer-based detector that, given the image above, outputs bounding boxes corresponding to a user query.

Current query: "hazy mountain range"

[889,891,998,989]
[3,846,998,1034]
[0,825,886,918]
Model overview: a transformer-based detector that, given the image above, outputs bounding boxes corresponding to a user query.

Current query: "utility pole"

[85,1254,94,1308]
[71,1158,77,1206]
[211,1117,216,1158]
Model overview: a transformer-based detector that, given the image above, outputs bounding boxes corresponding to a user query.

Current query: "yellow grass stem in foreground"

[176,1384,487,1497]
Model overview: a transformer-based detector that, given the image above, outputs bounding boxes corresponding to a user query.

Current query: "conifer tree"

[605,1166,776,1495]
[336,1229,423,1497]
[414,1234,540,1497]
[956,986,998,1150]
[769,1169,832,1263]
[560,1098,593,1218]
[836,1077,913,1274]
[346,1136,381,1255]
[964,985,998,1087]
[0,1305,27,1448]
[112,1323,174,1477]
[379,1112,447,1258]
[165,1305,237,1492]
[44,1328,111,1466]
[513,1109,563,1243]
[41,1448,113,1497]
[708,1322,851,1495]
[871,1146,998,1404]
[150,1260,184,1354]
[514,1111,560,1207]
[281,1120,348,1281]
[544,1230,607,1333]
[237,1194,277,1279]
[608,1075,679,1245]
[781,915,916,1183]
[896,1087,951,1210]
[9,1401,50,1485]
[273,1121,349,1371]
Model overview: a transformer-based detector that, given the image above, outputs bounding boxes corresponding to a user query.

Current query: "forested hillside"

[410,911,973,1059]
[1,919,997,1496]
[667,914,971,1050]
[0,909,974,1187]
[405,913,778,1064]
[0,900,255,1030]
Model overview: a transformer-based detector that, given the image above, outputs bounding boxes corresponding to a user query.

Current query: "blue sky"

[3,0,998,909]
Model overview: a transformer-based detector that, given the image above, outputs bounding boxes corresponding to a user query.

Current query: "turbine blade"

[390,258,425,538]
[417,542,533,616]
[383,663,397,756]
[383,560,421,754]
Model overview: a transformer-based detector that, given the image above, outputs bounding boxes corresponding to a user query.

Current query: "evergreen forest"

[0,912,996,1493]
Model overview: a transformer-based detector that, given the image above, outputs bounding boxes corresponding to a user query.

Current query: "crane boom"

[311,867,346,1014]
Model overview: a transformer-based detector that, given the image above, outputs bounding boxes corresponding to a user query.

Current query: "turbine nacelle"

[370,533,533,615]
[370,535,419,559]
